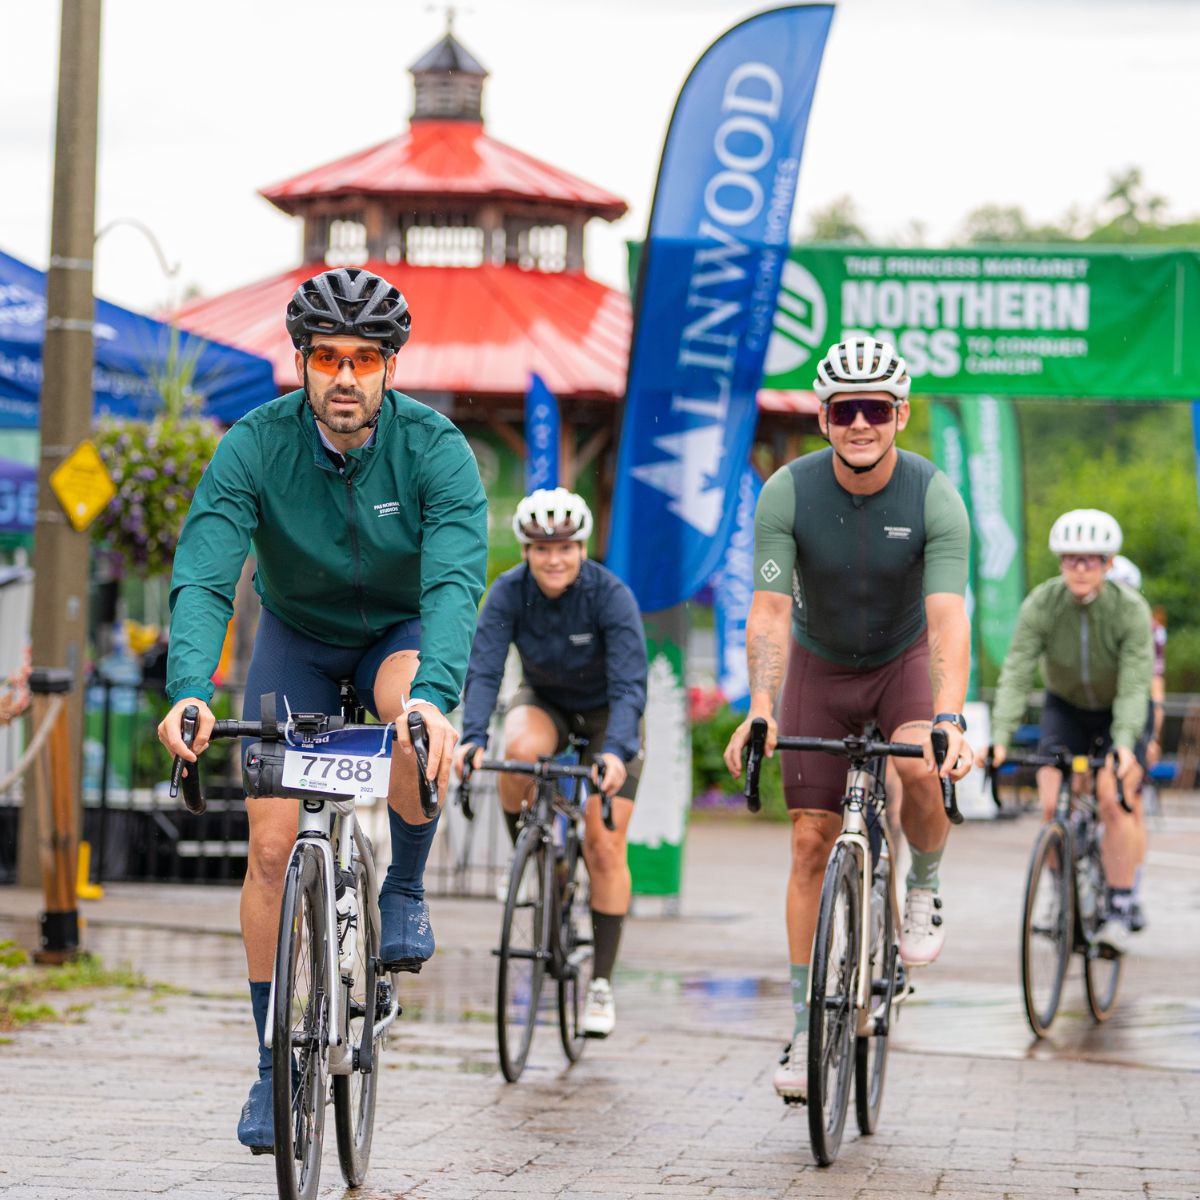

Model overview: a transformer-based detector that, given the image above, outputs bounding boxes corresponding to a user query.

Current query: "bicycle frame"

[265,802,399,1076]
[833,763,900,1038]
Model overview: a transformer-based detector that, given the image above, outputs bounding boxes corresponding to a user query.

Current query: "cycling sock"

[249,979,271,1076]
[381,807,439,900]
[906,846,943,891]
[1131,867,1143,900]
[590,909,624,981]
[503,809,521,846]
[1106,886,1134,924]
[790,964,810,1039]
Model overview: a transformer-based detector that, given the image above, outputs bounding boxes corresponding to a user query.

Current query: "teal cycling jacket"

[166,389,488,714]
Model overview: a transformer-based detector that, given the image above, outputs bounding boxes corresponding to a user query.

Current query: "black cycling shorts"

[1036,691,1148,767]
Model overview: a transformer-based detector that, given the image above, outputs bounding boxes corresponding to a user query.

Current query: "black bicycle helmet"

[285,267,412,352]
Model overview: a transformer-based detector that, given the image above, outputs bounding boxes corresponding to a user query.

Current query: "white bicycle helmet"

[1106,554,1142,591]
[512,487,593,545]
[813,337,911,402]
[1048,509,1122,557]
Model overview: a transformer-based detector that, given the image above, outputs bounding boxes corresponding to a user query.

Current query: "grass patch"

[0,940,169,1033]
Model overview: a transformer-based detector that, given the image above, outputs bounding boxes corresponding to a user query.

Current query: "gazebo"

[174,29,818,546]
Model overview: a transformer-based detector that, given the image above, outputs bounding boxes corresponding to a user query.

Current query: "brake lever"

[595,758,614,831]
[744,717,767,814]
[170,704,206,815]
[930,728,962,825]
[406,711,440,819]
[457,746,477,821]
[1110,752,1132,813]
[985,746,1002,810]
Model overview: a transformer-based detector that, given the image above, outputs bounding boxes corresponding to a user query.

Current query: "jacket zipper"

[1079,607,1095,707]
[344,475,371,640]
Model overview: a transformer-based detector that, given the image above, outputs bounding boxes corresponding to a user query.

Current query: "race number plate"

[281,725,393,799]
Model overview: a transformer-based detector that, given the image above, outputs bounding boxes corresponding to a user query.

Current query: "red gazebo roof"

[174,261,631,398]
[260,120,628,221]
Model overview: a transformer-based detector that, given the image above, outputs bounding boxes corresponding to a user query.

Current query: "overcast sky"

[3,0,1198,316]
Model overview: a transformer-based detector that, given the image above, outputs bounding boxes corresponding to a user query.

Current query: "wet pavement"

[1,802,1198,1198]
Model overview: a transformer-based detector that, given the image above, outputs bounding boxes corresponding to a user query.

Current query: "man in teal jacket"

[157,267,487,1151]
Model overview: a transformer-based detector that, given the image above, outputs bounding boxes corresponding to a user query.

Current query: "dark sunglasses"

[826,398,898,426]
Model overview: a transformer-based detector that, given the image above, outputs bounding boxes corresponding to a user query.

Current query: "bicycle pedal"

[248,1145,273,1157]
[382,958,423,975]
[781,1094,807,1108]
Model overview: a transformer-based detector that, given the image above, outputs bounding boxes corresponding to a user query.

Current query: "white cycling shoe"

[582,978,615,1037]
[773,1033,808,1104]
[1095,917,1129,957]
[900,887,946,965]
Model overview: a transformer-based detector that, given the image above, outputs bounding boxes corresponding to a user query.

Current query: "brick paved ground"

[1,808,1197,1199]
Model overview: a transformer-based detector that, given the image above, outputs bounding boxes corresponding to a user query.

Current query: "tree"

[805,195,868,242]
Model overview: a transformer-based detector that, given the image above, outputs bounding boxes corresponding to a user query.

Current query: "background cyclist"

[1106,552,1157,932]
[723,337,972,1104]
[157,267,488,1152]
[454,488,648,1038]
[979,510,1153,957]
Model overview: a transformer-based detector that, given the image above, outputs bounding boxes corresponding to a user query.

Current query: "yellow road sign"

[48,440,116,532]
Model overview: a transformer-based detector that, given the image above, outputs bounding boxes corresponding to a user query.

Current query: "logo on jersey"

[760,559,782,583]
[568,632,594,646]
[374,500,401,519]
[884,525,912,540]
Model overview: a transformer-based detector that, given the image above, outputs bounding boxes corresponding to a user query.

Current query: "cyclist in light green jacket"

[979,509,1153,956]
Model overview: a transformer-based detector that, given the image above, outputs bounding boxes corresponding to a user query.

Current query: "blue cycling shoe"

[379,890,434,972]
[237,1073,273,1155]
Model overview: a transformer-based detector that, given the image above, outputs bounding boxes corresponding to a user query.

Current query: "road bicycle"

[743,718,959,1167]
[457,740,611,1082]
[993,742,1130,1038]
[169,685,436,1200]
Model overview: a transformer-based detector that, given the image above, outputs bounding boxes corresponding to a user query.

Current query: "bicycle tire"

[1021,821,1072,1038]
[557,835,594,1063]
[855,851,896,1135]
[1080,835,1123,1021]
[333,852,379,1187]
[273,844,329,1200]
[497,827,550,1082]
[807,843,860,1167]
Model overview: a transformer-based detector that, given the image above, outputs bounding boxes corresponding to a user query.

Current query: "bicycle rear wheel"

[497,827,550,1082]
[855,853,896,1135]
[273,845,329,1200]
[808,843,860,1167]
[1021,821,1072,1038]
[557,836,594,1062]
[333,853,379,1187]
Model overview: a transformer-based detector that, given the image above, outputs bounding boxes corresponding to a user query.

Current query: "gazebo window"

[405,221,485,267]
[327,218,368,266]
[517,225,567,273]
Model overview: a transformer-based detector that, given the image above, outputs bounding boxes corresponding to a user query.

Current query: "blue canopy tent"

[0,247,276,428]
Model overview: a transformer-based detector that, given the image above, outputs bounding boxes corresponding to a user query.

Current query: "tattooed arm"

[723,591,792,777]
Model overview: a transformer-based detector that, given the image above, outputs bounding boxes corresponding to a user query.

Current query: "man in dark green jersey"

[157,268,487,1151]
[724,337,972,1104]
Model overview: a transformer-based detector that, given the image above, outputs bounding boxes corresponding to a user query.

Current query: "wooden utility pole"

[16,0,104,906]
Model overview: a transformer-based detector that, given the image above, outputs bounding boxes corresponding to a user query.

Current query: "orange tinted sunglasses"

[304,343,389,377]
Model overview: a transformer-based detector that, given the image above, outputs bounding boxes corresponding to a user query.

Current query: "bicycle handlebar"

[457,754,612,830]
[168,708,437,816]
[743,717,961,823]
[990,745,1130,813]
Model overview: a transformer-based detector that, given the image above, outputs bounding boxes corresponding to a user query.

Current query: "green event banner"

[957,397,1026,676]
[763,245,1200,398]
[929,400,979,701]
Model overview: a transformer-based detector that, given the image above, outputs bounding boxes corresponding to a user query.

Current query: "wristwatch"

[932,712,968,734]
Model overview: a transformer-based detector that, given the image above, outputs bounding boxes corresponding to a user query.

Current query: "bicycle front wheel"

[273,845,330,1200]
[333,852,380,1188]
[557,838,594,1063]
[1020,821,1072,1038]
[497,828,550,1082]
[855,853,896,1135]
[808,843,860,1167]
